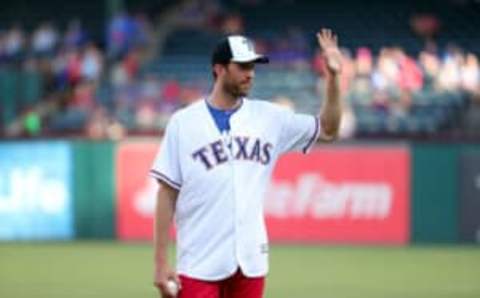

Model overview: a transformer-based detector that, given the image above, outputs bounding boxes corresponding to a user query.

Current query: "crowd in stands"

[1,2,480,140]
[320,45,479,138]
[0,13,153,138]
[315,45,479,106]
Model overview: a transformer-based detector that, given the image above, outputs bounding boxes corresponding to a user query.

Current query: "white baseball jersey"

[150,98,321,281]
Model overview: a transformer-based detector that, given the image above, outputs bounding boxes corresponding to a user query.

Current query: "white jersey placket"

[228,111,246,272]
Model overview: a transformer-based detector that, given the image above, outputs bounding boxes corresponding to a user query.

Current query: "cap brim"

[232,54,269,64]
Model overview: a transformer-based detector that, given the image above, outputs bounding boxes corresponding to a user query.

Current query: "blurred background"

[0,0,479,297]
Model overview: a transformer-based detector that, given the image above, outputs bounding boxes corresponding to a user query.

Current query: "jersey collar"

[204,97,244,113]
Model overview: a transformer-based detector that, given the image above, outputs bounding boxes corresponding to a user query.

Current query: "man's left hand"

[317,28,342,75]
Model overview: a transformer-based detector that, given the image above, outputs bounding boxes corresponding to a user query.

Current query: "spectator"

[370,49,400,111]
[71,80,95,109]
[204,0,225,30]
[395,48,423,92]
[418,50,440,90]
[4,25,25,61]
[23,108,42,136]
[81,42,103,82]
[136,101,157,130]
[85,107,109,139]
[66,49,82,86]
[122,48,141,81]
[461,53,479,94]
[111,61,129,86]
[106,118,126,140]
[32,22,59,57]
[349,47,374,106]
[176,0,209,28]
[141,75,161,103]
[132,13,153,49]
[86,107,126,140]
[356,47,373,77]
[221,13,244,34]
[373,48,401,94]
[269,34,308,68]
[64,19,86,49]
[161,80,181,105]
[107,11,136,59]
[52,48,69,89]
[437,54,462,91]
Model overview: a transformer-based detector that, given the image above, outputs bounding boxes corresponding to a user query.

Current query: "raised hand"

[317,28,342,75]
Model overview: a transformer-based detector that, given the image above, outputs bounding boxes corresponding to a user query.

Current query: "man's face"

[220,62,256,97]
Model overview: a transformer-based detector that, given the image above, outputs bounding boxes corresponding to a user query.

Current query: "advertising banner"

[0,142,73,240]
[116,141,161,240]
[459,152,480,243]
[265,147,410,244]
[116,141,410,244]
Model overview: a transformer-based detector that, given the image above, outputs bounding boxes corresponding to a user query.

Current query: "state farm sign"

[265,147,410,244]
[265,174,392,219]
[116,142,410,244]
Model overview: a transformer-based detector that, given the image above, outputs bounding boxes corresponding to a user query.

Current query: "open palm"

[317,28,342,75]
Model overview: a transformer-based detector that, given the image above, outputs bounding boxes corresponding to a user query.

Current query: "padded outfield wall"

[0,140,479,244]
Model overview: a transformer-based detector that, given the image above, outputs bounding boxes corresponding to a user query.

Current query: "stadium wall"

[1,140,479,244]
[72,141,115,239]
[411,144,460,243]
[411,143,480,243]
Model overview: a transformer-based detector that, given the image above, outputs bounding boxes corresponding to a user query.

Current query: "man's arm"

[317,28,342,141]
[153,181,180,298]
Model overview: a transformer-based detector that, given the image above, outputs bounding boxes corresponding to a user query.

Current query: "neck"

[209,82,242,110]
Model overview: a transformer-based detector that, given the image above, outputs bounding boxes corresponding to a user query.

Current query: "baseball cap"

[211,35,269,65]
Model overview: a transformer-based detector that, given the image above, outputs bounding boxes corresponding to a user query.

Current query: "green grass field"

[0,242,479,298]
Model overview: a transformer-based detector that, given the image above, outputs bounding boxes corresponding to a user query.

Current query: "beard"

[222,78,251,98]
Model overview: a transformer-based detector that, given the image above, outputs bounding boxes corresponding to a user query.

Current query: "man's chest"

[178,114,278,172]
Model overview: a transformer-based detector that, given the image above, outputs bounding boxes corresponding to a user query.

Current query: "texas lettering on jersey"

[192,136,273,170]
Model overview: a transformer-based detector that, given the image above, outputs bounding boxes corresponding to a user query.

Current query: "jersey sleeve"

[149,117,182,190]
[277,108,321,154]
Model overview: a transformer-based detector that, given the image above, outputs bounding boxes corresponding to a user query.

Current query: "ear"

[213,64,226,78]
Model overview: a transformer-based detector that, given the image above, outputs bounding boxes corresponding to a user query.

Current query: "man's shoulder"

[170,99,205,121]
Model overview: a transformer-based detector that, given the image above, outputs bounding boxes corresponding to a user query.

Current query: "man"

[151,29,342,298]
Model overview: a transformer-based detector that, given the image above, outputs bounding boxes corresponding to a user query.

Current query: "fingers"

[154,264,180,297]
[323,28,332,39]
[316,32,324,45]
[154,274,181,298]
[154,280,175,298]
[316,28,342,75]
[317,28,331,40]
[154,278,176,297]
[153,279,165,292]
[317,28,338,47]
[169,272,182,290]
